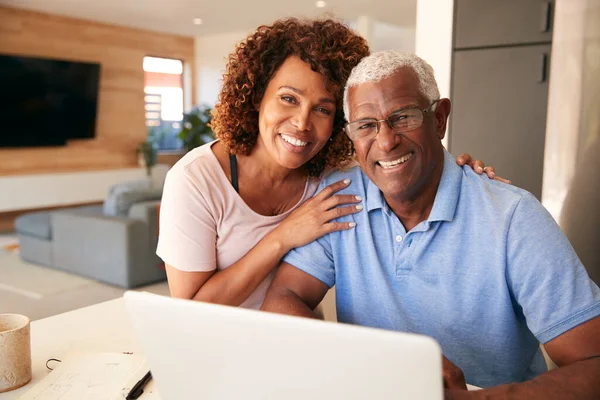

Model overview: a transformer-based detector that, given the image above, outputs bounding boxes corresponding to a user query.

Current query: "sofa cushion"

[104,187,163,217]
[103,179,151,217]
[15,211,53,240]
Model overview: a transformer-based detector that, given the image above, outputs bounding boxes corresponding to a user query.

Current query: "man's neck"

[385,154,445,232]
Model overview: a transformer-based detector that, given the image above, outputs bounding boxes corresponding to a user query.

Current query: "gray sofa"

[14,180,166,288]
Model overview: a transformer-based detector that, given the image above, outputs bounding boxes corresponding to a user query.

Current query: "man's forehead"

[350,97,419,113]
[348,90,421,120]
[347,69,421,110]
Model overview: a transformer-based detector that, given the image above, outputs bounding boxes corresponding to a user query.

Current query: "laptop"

[124,291,443,400]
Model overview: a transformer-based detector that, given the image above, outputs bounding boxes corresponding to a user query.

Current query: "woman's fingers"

[324,204,363,222]
[316,179,352,200]
[471,159,485,174]
[322,194,362,210]
[482,166,496,179]
[277,178,362,249]
[455,153,472,166]
[323,220,358,233]
[494,176,512,184]
[480,166,512,184]
[475,164,511,183]
[456,153,486,174]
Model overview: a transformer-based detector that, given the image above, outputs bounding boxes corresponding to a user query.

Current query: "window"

[143,56,184,151]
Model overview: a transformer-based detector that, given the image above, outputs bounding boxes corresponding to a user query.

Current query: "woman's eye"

[281,95,296,104]
[315,107,332,116]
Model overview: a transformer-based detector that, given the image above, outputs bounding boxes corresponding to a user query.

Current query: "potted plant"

[137,139,158,177]
[178,104,215,152]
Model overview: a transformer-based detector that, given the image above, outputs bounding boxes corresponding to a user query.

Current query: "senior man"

[261,51,600,399]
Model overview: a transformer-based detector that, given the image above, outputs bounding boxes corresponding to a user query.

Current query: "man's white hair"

[343,51,441,120]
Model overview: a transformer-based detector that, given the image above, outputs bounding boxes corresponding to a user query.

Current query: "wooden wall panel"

[0,6,195,176]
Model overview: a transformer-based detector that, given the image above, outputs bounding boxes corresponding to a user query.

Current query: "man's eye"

[389,114,408,124]
[358,122,377,130]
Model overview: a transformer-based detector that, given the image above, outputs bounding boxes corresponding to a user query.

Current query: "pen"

[126,370,152,400]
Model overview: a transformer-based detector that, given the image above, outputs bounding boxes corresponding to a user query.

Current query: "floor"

[0,232,18,248]
[0,233,170,321]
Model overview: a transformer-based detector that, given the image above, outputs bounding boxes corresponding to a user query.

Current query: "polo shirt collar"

[365,148,462,223]
[365,174,385,212]
[428,148,462,222]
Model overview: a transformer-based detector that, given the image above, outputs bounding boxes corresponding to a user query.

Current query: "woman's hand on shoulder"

[274,179,363,250]
[456,153,511,184]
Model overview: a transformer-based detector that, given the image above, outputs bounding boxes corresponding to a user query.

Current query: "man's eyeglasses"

[344,100,440,141]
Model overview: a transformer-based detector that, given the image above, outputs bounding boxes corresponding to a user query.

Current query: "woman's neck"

[243,139,307,185]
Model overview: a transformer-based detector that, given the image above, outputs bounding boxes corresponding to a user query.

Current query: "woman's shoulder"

[168,141,223,180]
[171,140,216,168]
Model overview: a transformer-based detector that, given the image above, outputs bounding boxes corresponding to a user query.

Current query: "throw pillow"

[111,188,163,217]
[103,179,152,216]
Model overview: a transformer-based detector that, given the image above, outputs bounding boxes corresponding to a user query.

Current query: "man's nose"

[291,107,312,131]
[376,122,401,152]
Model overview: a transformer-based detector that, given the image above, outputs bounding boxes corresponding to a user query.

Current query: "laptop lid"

[124,291,443,400]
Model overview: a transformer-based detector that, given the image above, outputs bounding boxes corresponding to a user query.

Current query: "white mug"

[0,314,32,393]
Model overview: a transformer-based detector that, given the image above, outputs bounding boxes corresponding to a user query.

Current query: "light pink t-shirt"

[156,141,320,309]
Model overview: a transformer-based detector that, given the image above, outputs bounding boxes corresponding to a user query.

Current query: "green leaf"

[176,104,216,152]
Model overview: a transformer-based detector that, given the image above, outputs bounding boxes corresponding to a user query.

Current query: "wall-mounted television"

[0,54,101,147]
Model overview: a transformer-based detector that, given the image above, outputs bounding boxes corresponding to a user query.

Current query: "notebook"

[19,352,159,400]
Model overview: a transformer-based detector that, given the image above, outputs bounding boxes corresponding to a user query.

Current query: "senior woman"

[157,18,494,309]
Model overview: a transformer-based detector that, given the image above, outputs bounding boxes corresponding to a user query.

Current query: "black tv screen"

[0,54,101,147]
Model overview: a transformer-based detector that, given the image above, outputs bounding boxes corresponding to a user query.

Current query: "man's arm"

[447,316,600,399]
[261,262,330,319]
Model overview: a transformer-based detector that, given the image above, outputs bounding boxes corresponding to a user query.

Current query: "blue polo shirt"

[283,149,600,388]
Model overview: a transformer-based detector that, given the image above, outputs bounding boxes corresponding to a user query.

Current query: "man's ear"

[434,98,451,140]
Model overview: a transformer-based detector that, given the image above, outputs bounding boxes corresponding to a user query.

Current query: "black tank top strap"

[229,154,239,193]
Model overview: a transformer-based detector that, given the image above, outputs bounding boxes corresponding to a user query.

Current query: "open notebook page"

[19,352,159,400]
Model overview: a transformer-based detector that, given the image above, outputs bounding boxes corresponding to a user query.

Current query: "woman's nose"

[291,107,312,131]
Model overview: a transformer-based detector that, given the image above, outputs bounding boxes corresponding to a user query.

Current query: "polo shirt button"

[395,235,403,242]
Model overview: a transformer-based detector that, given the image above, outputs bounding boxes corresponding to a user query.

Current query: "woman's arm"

[167,178,362,306]
[166,228,288,305]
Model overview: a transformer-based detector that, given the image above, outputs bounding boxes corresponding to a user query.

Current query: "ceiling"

[2,0,417,37]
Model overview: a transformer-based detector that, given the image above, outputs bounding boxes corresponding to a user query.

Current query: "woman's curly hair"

[210,18,370,177]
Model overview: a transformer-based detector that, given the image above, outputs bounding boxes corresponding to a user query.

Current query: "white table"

[2,297,481,399]
[0,297,158,399]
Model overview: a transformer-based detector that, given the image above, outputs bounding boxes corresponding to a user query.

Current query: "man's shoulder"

[321,165,367,186]
[461,166,530,201]
[459,166,546,219]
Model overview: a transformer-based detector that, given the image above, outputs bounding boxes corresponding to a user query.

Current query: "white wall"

[415,0,454,99]
[414,0,454,148]
[194,30,251,107]
[349,17,416,53]
[194,19,417,108]
[0,165,169,212]
[371,21,416,53]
